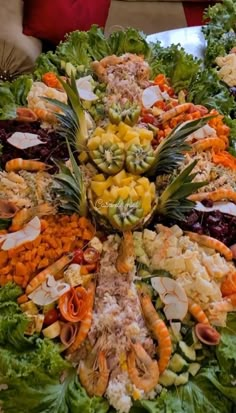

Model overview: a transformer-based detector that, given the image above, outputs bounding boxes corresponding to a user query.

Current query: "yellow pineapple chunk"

[124,137,140,150]
[117,186,130,200]
[123,130,139,142]
[117,122,131,138]
[150,182,156,197]
[135,185,145,197]
[136,128,153,141]
[121,177,135,186]
[110,186,119,201]
[106,123,118,134]
[101,132,117,143]
[137,177,150,191]
[78,151,88,163]
[87,136,101,150]
[104,176,113,188]
[93,174,106,182]
[102,189,112,203]
[130,187,139,201]
[93,126,104,136]
[112,170,127,186]
[91,181,111,197]
[141,192,152,215]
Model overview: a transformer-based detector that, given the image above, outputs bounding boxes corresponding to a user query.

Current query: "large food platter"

[0,2,236,412]
[147,26,206,58]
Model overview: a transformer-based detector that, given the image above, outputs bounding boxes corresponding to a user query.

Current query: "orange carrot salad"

[0,214,95,288]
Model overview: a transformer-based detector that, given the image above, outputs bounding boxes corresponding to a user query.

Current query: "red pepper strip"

[58,286,89,322]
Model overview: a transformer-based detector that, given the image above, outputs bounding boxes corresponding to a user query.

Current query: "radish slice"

[7,132,45,150]
[151,277,188,320]
[76,76,98,101]
[0,216,41,250]
[195,201,236,217]
[142,85,164,109]
[195,323,221,345]
[29,275,70,306]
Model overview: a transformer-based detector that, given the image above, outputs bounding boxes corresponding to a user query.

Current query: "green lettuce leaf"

[10,74,33,106]
[149,43,201,92]
[187,68,236,115]
[108,28,150,58]
[0,84,16,120]
[34,51,61,79]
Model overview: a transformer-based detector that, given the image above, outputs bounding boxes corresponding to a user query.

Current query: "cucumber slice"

[159,370,177,387]
[170,322,182,343]
[169,354,189,373]
[179,341,196,361]
[174,372,189,386]
[189,363,201,377]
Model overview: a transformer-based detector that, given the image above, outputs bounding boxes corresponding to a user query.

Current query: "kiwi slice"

[126,144,155,174]
[90,142,125,175]
[108,197,144,231]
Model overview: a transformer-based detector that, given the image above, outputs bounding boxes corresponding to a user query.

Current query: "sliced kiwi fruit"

[108,196,144,231]
[90,142,125,175]
[126,144,155,174]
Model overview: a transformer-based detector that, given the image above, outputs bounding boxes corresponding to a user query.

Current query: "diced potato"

[93,174,106,182]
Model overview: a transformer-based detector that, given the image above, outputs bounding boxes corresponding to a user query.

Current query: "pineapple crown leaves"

[43,74,88,151]
[53,140,87,217]
[156,159,208,221]
[146,116,215,177]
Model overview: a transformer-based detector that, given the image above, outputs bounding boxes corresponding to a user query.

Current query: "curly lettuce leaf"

[0,84,16,120]
[10,74,33,106]
[149,43,201,92]
[108,27,150,58]
[187,68,236,115]
[34,51,61,79]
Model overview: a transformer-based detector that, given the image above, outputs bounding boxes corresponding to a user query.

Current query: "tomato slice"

[83,247,100,264]
[72,248,84,264]
[43,308,58,326]
[141,113,155,124]
[58,286,89,322]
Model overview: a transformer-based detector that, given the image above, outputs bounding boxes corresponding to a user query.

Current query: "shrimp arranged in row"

[67,281,95,354]
[5,158,48,173]
[191,137,226,152]
[157,103,192,124]
[138,289,172,374]
[221,271,236,307]
[127,342,159,392]
[116,231,135,273]
[188,188,236,203]
[26,254,73,294]
[185,231,233,261]
[10,203,56,231]
[188,302,210,324]
[78,339,110,397]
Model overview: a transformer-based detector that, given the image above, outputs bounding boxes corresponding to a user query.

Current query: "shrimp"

[221,271,236,296]
[157,103,192,124]
[138,290,172,373]
[79,348,109,397]
[116,231,135,273]
[208,298,234,316]
[67,281,95,354]
[188,302,210,324]
[191,137,226,152]
[32,107,58,124]
[25,254,73,295]
[16,107,38,122]
[10,203,56,231]
[0,199,18,219]
[227,293,236,306]
[185,231,233,261]
[188,188,236,203]
[127,342,159,392]
[5,158,48,173]
[151,277,188,321]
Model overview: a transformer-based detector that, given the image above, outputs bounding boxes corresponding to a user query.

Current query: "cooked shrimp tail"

[185,231,233,261]
[188,302,209,324]
[5,158,48,173]
[157,103,192,124]
[79,349,109,397]
[127,342,159,392]
[221,271,236,296]
[10,203,56,231]
[116,231,135,273]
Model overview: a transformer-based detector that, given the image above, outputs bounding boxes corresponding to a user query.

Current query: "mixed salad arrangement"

[0,1,236,412]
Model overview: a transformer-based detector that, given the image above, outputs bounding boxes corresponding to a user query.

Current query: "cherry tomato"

[83,247,100,264]
[43,308,58,326]
[72,248,84,264]
[141,113,155,124]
